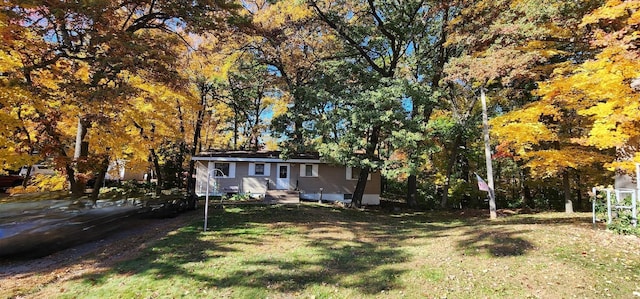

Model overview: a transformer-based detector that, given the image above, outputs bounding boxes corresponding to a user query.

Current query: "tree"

[226,58,281,150]
[181,34,237,203]
[308,0,437,207]
[238,0,342,154]
[444,0,603,213]
[1,1,241,198]
[557,0,640,172]
[315,70,410,207]
[492,0,640,212]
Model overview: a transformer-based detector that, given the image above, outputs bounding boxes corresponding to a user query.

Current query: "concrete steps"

[264,190,300,204]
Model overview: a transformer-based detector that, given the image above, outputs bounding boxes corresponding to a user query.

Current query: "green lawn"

[36,205,640,298]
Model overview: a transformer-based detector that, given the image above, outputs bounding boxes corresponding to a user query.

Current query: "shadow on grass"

[67,205,439,295]
[199,205,415,294]
[457,228,535,257]
[494,214,593,226]
[81,223,242,286]
[211,243,407,294]
[70,205,548,296]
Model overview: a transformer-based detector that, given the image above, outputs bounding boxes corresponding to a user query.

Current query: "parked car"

[0,174,24,190]
[19,164,56,177]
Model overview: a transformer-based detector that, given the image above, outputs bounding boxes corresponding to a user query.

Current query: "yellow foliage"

[251,1,313,31]
[580,0,640,27]
[271,92,291,118]
[9,174,68,194]
[0,50,22,73]
[491,100,561,155]
[494,0,640,178]
[523,147,612,177]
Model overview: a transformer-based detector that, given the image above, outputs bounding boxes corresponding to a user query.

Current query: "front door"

[276,163,290,190]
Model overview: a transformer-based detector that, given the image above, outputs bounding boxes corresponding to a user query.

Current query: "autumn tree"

[492,0,640,212]
[444,0,604,212]
[180,33,239,202]
[1,1,241,198]
[234,0,342,155]
[562,0,640,172]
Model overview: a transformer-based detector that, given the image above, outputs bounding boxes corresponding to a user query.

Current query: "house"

[191,151,381,205]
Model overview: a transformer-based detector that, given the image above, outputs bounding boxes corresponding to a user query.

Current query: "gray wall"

[295,164,380,195]
[195,161,380,196]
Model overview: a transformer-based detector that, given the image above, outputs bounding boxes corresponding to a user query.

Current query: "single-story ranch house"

[191,151,381,205]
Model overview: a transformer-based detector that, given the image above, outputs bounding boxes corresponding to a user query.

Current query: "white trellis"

[592,163,639,227]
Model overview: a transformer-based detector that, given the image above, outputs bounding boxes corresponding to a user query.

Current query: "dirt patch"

[0,209,200,299]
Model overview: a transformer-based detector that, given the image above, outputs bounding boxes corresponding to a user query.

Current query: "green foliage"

[224,192,253,201]
[591,190,640,236]
[607,215,640,237]
[317,76,409,171]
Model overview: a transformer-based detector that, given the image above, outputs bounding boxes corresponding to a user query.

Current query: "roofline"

[191,150,323,163]
[191,156,323,164]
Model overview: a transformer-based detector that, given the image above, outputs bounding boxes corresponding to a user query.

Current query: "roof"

[191,151,322,163]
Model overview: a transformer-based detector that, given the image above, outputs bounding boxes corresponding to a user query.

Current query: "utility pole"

[481,88,497,219]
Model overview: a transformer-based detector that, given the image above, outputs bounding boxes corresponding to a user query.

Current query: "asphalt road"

[0,199,141,257]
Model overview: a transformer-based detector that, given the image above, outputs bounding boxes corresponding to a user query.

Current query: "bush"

[226,193,251,201]
[607,214,640,237]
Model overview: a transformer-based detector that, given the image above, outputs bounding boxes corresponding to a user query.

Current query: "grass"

[29,205,640,298]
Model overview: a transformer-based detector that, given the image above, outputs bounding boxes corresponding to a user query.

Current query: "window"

[346,167,371,180]
[255,163,265,175]
[214,163,229,176]
[350,167,362,180]
[211,162,235,178]
[249,163,270,176]
[299,164,318,177]
[305,165,313,176]
[279,165,288,178]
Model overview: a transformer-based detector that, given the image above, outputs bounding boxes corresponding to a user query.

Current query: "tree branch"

[308,0,390,76]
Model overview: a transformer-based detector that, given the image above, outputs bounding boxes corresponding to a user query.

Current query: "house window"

[214,163,229,176]
[299,164,318,177]
[305,165,313,177]
[249,163,270,176]
[255,163,265,175]
[350,167,361,180]
[346,167,371,180]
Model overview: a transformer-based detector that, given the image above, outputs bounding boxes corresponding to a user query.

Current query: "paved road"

[0,199,141,257]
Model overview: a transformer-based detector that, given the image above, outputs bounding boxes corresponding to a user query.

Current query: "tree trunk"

[406,174,418,208]
[187,96,206,205]
[71,117,90,198]
[439,149,456,209]
[233,105,239,149]
[90,155,110,203]
[352,126,381,208]
[575,172,583,211]
[563,170,573,213]
[21,165,33,188]
[150,148,162,196]
[519,165,534,208]
[176,99,187,190]
[440,133,462,209]
[352,168,369,208]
